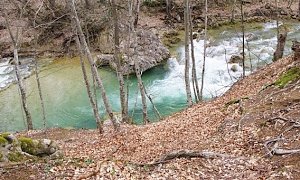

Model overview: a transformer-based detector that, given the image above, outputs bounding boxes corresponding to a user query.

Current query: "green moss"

[18,137,36,155]
[275,67,300,88]
[0,152,3,160]
[0,136,8,147]
[8,152,24,162]
[0,132,10,139]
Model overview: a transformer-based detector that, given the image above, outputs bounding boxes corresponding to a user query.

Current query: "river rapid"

[1,21,299,132]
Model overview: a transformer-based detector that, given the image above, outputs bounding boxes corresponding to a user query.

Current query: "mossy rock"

[0,136,8,147]
[7,152,24,162]
[18,137,37,155]
[275,67,300,88]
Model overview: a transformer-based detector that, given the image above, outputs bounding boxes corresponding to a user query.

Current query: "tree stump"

[292,41,300,62]
[273,32,287,62]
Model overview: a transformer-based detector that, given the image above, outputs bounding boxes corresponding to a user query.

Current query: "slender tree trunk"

[241,1,245,78]
[14,48,33,130]
[75,34,103,134]
[34,41,46,130]
[111,0,129,123]
[4,14,33,130]
[134,59,149,124]
[189,6,200,102]
[184,0,193,106]
[134,0,140,28]
[200,0,208,101]
[298,0,300,17]
[231,0,236,23]
[166,0,172,18]
[68,0,120,130]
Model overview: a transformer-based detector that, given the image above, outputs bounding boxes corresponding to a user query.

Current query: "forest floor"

[1,55,300,179]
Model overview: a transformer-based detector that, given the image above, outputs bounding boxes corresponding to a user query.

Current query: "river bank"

[1,52,299,179]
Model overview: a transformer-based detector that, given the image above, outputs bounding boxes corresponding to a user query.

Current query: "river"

[0,21,299,132]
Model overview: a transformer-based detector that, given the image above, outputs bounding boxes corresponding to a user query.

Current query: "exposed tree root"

[264,118,300,157]
[135,150,233,166]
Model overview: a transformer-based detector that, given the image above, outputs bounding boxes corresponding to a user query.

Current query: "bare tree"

[189,6,200,102]
[231,0,237,22]
[75,34,103,133]
[184,0,193,106]
[134,59,149,124]
[166,0,172,18]
[241,0,245,78]
[200,0,208,101]
[133,0,140,28]
[68,0,120,131]
[298,0,300,17]
[111,0,129,123]
[33,2,47,131]
[3,4,33,130]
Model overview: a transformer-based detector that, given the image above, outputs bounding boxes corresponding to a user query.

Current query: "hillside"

[1,54,299,179]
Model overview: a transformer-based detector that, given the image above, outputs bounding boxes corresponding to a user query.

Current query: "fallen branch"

[136,150,233,166]
[264,136,284,157]
[273,148,300,155]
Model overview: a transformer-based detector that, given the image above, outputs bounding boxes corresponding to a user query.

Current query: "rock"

[229,55,243,64]
[231,64,239,72]
[97,29,170,75]
[0,134,61,162]
[246,33,259,42]
[19,137,59,157]
[95,54,113,67]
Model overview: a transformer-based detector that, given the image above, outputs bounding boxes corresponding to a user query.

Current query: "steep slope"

[1,55,299,179]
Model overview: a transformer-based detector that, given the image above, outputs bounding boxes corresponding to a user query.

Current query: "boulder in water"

[229,55,243,64]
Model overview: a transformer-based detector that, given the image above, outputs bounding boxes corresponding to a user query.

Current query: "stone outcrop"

[95,29,170,75]
[0,133,61,162]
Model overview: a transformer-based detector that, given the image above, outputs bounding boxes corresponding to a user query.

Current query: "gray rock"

[95,29,170,75]
[229,55,243,64]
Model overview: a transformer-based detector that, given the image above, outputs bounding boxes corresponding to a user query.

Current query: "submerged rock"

[95,29,170,75]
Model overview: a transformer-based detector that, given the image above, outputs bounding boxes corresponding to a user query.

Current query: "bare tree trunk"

[134,59,149,124]
[273,32,287,61]
[4,14,33,130]
[32,3,48,132]
[184,0,193,106]
[241,1,245,78]
[75,34,103,133]
[298,0,300,17]
[14,48,33,130]
[231,0,236,22]
[134,0,140,28]
[166,0,172,18]
[200,0,208,101]
[189,6,200,102]
[111,0,129,123]
[68,0,120,131]
[34,41,47,130]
